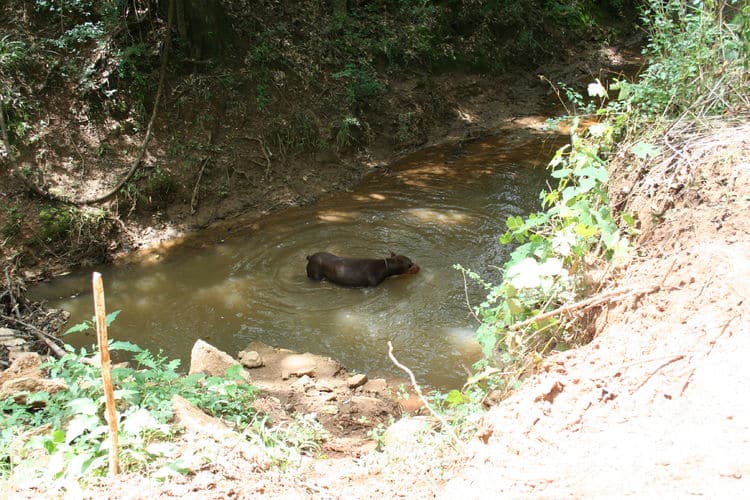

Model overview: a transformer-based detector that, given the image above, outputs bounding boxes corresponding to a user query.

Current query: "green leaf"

[578,165,608,182]
[631,141,661,159]
[109,340,142,352]
[105,310,121,327]
[64,321,92,335]
[506,297,525,315]
[225,363,246,381]
[52,428,66,443]
[113,388,140,400]
[574,224,599,238]
[445,389,470,407]
[550,168,573,179]
[66,414,99,444]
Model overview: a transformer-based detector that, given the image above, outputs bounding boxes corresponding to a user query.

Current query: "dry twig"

[387,341,462,448]
[508,285,660,332]
[634,354,686,392]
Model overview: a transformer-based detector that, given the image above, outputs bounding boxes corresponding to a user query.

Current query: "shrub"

[0,341,258,480]
[457,115,629,380]
[332,63,385,109]
[121,166,178,212]
[615,0,749,120]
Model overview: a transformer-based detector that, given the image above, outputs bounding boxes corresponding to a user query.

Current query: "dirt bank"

[440,117,750,497]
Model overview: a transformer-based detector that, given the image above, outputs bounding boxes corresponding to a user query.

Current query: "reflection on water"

[31,129,566,389]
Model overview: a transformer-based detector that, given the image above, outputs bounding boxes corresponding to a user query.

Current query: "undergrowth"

[0,326,326,483]
[447,0,749,409]
[0,340,258,482]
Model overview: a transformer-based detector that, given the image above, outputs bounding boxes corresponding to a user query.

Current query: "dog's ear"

[390,251,396,257]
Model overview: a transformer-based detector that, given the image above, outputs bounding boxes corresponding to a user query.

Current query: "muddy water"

[31,127,565,389]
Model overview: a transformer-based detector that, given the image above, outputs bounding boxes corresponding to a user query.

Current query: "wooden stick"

[93,272,119,477]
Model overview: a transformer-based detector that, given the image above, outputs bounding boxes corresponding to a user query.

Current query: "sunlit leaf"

[587,80,607,98]
[445,389,470,407]
[66,414,99,444]
[105,310,121,327]
[67,398,98,415]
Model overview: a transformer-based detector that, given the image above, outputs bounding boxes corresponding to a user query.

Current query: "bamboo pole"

[93,272,119,477]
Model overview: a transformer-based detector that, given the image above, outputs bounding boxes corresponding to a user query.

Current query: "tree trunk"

[173,0,236,60]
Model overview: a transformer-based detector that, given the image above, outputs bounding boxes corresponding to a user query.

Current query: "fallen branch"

[189,130,215,214]
[387,341,462,448]
[0,314,66,359]
[508,285,661,332]
[190,157,209,214]
[459,269,482,325]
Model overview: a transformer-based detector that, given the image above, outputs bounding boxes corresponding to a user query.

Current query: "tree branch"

[508,285,661,332]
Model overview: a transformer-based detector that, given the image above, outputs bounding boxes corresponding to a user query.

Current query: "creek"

[31,126,565,389]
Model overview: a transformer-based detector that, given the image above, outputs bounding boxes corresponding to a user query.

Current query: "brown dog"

[306,252,420,287]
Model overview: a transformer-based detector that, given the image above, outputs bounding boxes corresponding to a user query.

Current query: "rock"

[0,352,44,386]
[320,404,338,415]
[362,378,388,394]
[0,352,67,405]
[250,395,287,424]
[341,395,399,423]
[0,327,16,335]
[189,339,248,380]
[290,374,314,391]
[171,395,235,439]
[0,327,28,356]
[383,417,433,448]
[1,377,69,404]
[315,380,336,392]
[397,394,425,414]
[280,352,341,379]
[318,392,337,402]
[483,389,505,407]
[346,373,368,389]
[238,349,264,368]
[0,327,22,340]
[534,379,565,403]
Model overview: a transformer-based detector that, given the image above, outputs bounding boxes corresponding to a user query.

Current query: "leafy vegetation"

[1,206,22,239]
[615,0,749,123]
[455,112,627,393]
[0,341,258,480]
[30,205,114,262]
[120,166,178,212]
[453,0,749,400]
